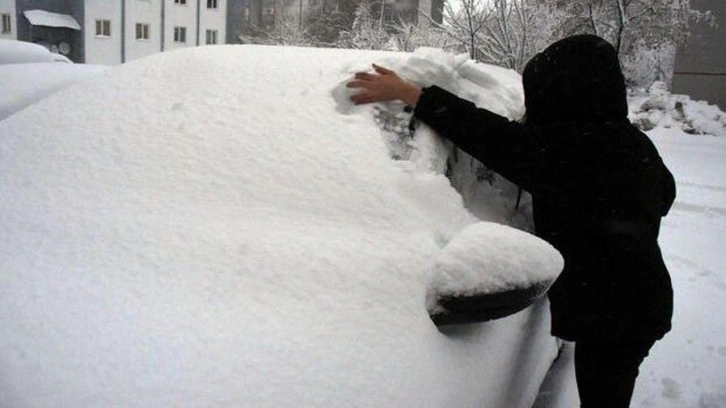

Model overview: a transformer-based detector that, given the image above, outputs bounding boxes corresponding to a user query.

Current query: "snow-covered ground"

[635,128,726,408]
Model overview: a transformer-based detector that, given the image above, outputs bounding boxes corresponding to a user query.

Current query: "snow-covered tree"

[336,1,393,49]
[419,0,558,71]
[389,19,455,52]
[239,18,314,46]
[547,0,714,87]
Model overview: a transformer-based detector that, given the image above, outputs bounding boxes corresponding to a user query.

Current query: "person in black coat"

[348,34,676,407]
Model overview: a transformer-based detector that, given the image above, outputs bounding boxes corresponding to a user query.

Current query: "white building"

[0,1,17,41]
[2,0,235,64]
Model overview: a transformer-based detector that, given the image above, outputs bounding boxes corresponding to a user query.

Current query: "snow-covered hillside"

[0,45,563,407]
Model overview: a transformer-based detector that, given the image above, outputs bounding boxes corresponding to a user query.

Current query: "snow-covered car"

[0,45,563,407]
[0,39,105,120]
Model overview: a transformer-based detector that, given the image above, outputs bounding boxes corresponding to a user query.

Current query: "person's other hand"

[347,64,422,107]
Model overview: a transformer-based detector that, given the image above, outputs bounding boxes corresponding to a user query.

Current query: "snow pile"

[431,222,563,299]
[346,47,531,230]
[629,81,726,137]
[0,39,63,65]
[0,45,561,407]
[23,9,82,30]
[0,63,106,120]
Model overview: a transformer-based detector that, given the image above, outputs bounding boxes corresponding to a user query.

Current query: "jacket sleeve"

[413,86,540,191]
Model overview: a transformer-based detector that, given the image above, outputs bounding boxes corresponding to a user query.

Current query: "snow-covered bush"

[621,41,676,89]
[629,81,726,136]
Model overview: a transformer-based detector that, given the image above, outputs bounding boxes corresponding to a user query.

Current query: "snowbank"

[0,45,561,407]
[0,63,106,120]
[0,39,66,65]
[629,81,726,137]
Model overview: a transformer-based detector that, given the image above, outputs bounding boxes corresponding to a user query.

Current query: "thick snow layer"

[431,222,563,299]
[0,45,561,407]
[0,39,61,65]
[629,81,726,137]
[0,62,106,120]
[23,9,82,30]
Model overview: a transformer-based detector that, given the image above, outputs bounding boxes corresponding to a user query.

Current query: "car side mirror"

[427,222,563,326]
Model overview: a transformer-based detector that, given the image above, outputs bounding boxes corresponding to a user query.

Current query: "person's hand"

[347,64,422,107]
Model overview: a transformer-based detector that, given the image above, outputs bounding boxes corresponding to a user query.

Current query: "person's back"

[518,36,675,346]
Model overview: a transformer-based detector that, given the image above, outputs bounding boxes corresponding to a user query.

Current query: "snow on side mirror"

[427,222,564,326]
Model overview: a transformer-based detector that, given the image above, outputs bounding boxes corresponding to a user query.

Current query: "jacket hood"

[522,35,628,125]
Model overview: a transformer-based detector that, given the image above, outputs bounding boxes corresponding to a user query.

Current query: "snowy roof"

[23,9,81,31]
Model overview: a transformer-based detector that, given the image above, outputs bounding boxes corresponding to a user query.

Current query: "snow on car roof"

[0,45,561,407]
[23,9,82,30]
[0,39,59,65]
[0,62,106,120]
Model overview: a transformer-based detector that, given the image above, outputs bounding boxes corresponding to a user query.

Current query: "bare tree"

[336,1,393,49]
[418,0,558,71]
[389,18,454,52]
[547,0,714,87]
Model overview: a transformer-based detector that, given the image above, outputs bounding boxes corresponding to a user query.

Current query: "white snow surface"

[629,81,726,137]
[0,39,62,65]
[22,9,82,30]
[0,62,106,120]
[0,46,561,407]
[431,222,563,299]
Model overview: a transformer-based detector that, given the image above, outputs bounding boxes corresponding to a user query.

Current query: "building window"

[205,29,218,45]
[207,0,218,9]
[174,26,187,43]
[95,19,111,37]
[174,0,187,4]
[1,13,11,34]
[135,23,150,40]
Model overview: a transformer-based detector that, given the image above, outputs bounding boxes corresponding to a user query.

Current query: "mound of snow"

[0,39,64,65]
[431,222,563,299]
[0,63,106,120]
[0,45,560,407]
[629,81,726,137]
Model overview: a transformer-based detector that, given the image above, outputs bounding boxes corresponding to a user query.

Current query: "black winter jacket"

[413,35,676,342]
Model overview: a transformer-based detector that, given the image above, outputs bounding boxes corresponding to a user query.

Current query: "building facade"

[1,0,239,64]
[671,0,725,109]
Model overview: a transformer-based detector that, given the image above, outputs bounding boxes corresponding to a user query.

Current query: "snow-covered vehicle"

[0,45,563,407]
[0,39,105,120]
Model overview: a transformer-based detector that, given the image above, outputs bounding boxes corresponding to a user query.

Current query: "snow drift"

[0,45,562,407]
[0,39,69,65]
[0,62,106,120]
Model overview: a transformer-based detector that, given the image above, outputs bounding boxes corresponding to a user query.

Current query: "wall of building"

[1,0,17,40]
[164,0,198,50]
[125,0,163,61]
[199,0,227,45]
[84,0,122,64]
[672,0,726,109]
